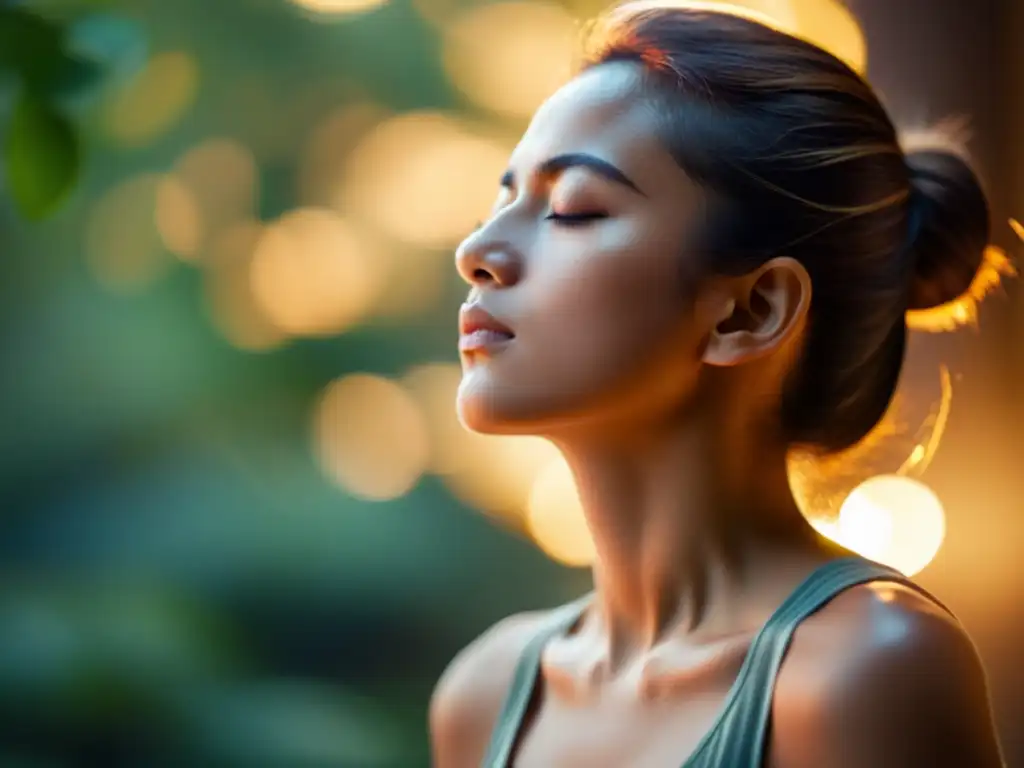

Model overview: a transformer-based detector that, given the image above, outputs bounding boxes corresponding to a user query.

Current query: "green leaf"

[4,89,80,220]
[0,7,64,87]
[43,53,105,106]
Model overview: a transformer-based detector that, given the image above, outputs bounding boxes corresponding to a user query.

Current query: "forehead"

[510,61,680,186]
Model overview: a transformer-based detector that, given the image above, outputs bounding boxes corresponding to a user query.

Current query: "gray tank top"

[481,556,950,767]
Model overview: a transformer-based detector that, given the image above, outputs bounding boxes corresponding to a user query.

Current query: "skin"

[432,61,1004,767]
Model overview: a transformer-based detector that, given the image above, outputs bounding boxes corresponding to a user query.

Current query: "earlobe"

[702,257,811,368]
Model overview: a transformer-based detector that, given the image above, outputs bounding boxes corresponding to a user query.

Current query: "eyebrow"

[499,152,646,196]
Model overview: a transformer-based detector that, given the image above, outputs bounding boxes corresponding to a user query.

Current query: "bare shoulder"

[771,581,1004,768]
[429,609,552,768]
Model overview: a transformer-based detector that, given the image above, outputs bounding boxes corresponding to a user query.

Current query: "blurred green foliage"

[0,0,585,764]
[1,1,144,219]
[0,0,1020,765]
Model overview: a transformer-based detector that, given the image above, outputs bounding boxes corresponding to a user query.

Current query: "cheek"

[522,234,692,391]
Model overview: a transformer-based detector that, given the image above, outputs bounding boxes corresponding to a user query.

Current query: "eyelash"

[472,211,607,232]
[546,212,607,227]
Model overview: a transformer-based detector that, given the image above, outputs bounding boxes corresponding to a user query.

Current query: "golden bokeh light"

[103,52,199,147]
[203,221,287,352]
[300,106,448,319]
[298,103,388,209]
[289,0,388,16]
[249,208,383,337]
[820,475,947,576]
[585,0,865,75]
[340,111,512,248]
[155,176,202,260]
[313,374,430,501]
[789,0,866,75]
[165,139,259,260]
[728,0,797,22]
[446,435,563,521]
[86,175,174,293]
[526,456,595,567]
[442,2,577,120]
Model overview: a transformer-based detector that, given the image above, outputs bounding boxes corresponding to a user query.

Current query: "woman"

[431,3,1006,766]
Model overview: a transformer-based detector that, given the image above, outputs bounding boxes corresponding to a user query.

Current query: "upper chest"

[513,684,732,768]
[510,633,754,768]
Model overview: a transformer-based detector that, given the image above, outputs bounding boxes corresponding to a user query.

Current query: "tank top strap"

[482,596,591,768]
[687,556,954,768]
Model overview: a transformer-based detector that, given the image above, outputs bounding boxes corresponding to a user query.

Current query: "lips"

[459,304,514,353]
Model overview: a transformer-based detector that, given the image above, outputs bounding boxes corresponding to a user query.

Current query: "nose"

[455,227,522,288]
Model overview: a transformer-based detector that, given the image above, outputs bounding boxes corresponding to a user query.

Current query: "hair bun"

[903,148,990,311]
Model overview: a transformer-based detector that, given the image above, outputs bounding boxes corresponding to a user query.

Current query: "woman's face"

[455,61,720,436]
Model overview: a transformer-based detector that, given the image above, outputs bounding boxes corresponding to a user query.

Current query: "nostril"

[473,268,492,282]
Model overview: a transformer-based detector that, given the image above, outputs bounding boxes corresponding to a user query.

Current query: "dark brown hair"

[581,3,991,453]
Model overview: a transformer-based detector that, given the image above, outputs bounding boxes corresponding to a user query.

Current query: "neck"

[550,408,818,670]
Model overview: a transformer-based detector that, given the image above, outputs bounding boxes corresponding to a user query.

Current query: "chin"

[456,390,524,435]
[455,374,554,436]
[456,399,501,435]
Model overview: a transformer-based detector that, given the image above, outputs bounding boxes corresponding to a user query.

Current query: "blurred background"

[0,0,1021,765]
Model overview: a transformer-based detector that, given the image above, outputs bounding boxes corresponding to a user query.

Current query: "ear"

[702,257,812,367]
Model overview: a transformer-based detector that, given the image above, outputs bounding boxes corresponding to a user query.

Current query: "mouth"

[459,304,515,354]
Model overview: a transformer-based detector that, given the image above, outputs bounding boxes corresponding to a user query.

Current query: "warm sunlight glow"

[896,366,953,477]
[340,112,512,248]
[289,0,388,15]
[526,457,595,567]
[835,475,946,576]
[103,52,199,146]
[589,1,866,75]
[788,0,866,74]
[602,0,796,31]
[906,246,1017,332]
[314,375,430,501]
[791,365,955,524]
[442,2,577,119]
[86,175,173,293]
[249,208,382,337]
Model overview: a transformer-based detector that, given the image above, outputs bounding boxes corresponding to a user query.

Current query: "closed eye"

[546,212,608,226]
